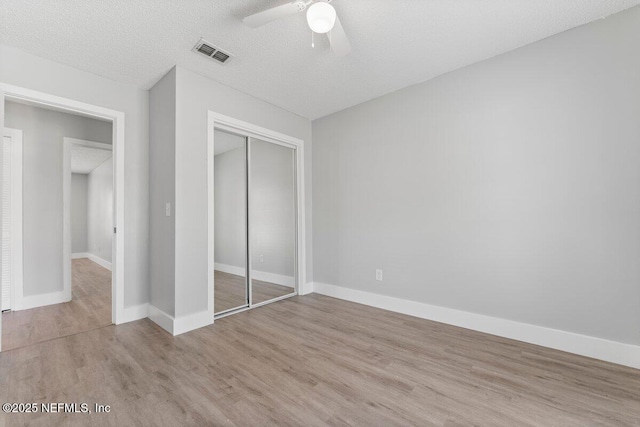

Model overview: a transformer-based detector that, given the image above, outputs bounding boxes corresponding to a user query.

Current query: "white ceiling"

[71,145,112,174]
[2,1,639,119]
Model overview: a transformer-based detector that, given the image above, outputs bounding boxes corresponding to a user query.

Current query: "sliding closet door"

[213,129,249,314]
[249,138,296,305]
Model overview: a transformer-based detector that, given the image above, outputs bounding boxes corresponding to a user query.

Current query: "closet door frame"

[208,111,306,320]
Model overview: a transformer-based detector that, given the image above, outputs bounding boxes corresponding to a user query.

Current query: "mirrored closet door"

[249,138,296,306]
[213,129,297,317]
[213,129,249,314]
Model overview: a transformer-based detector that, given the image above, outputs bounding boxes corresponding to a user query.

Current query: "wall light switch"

[165,202,171,217]
[376,269,383,281]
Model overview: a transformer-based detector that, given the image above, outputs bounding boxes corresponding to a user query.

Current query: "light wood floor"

[214,270,293,313]
[1,293,639,426]
[1,258,111,351]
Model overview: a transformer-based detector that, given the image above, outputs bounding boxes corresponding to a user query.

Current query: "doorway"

[0,84,126,352]
[209,113,305,319]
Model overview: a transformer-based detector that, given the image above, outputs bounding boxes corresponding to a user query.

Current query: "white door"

[1,129,23,312]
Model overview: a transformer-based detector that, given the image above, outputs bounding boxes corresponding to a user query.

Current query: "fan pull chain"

[311,30,315,48]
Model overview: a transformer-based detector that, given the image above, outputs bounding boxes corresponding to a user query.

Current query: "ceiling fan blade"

[242,2,303,28]
[329,15,351,56]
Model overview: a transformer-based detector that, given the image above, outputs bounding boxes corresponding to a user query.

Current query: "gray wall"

[4,101,111,296]
[71,173,88,253]
[87,158,113,263]
[149,67,176,316]
[0,44,150,308]
[312,6,640,345]
[172,66,312,318]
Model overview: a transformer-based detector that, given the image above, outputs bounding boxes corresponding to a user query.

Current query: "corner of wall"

[148,66,177,318]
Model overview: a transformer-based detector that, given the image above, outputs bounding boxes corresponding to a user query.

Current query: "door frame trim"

[1,128,23,315]
[1,83,126,326]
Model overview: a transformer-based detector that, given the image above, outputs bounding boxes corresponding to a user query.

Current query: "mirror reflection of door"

[213,129,248,314]
[249,138,296,305]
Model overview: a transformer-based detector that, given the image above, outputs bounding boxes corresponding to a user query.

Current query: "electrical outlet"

[165,202,171,217]
[376,269,383,281]
[260,254,264,263]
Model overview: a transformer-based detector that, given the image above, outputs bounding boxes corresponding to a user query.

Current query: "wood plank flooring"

[214,270,293,313]
[1,258,111,351]
[251,278,294,305]
[1,293,639,426]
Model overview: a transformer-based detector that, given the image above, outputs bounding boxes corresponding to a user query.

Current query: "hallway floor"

[1,258,111,351]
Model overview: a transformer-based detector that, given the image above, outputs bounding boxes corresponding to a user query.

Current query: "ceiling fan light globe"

[307,2,337,34]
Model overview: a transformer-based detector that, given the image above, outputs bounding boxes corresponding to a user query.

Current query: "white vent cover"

[193,38,233,64]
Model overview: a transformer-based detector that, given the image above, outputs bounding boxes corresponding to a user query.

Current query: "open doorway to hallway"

[1,100,114,351]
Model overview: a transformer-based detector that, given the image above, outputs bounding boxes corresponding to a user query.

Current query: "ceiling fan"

[242,0,352,56]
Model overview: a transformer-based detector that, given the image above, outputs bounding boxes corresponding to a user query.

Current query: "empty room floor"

[1,294,639,426]
[1,258,111,351]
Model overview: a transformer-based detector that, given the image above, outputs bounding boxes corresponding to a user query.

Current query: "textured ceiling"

[71,145,112,174]
[2,1,639,119]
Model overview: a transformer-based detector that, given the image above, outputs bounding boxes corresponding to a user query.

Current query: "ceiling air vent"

[192,38,233,64]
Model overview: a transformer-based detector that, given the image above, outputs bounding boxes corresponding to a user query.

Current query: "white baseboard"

[72,252,112,271]
[148,305,175,334]
[312,282,640,370]
[148,305,213,336]
[118,303,149,324]
[72,252,90,259]
[214,263,245,277]
[214,263,294,288]
[87,253,112,271]
[174,310,214,335]
[15,290,70,311]
[252,270,295,288]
